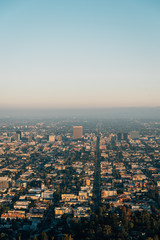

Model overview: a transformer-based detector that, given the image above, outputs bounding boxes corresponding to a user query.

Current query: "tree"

[103,225,112,236]
[62,234,74,240]
[0,233,6,240]
[110,212,118,227]
[33,236,38,240]
[154,235,159,240]
[40,232,48,240]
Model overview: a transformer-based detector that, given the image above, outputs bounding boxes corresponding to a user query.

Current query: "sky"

[0,0,160,109]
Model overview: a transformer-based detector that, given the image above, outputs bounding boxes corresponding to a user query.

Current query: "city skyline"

[1,0,160,109]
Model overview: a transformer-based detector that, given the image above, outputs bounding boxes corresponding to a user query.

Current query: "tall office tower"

[73,126,83,139]
[16,131,22,141]
[117,133,122,141]
[123,133,128,140]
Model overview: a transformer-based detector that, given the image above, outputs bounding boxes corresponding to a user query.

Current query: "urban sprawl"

[0,119,160,240]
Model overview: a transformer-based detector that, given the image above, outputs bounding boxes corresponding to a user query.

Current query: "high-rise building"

[123,133,128,140]
[117,133,122,141]
[73,126,83,139]
[16,131,22,141]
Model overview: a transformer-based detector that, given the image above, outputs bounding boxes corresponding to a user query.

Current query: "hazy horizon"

[0,107,160,119]
[1,0,160,109]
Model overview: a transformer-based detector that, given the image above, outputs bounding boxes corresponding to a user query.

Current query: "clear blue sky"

[0,0,160,108]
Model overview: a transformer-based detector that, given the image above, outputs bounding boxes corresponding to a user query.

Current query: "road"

[93,134,101,212]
